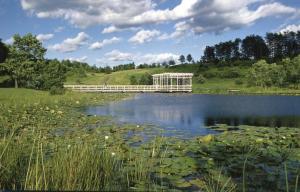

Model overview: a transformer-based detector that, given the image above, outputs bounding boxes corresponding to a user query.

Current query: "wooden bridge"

[64,73,193,93]
[64,84,192,92]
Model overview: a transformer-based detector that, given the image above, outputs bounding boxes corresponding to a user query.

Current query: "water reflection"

[85,94,300,138]
[204,116,300,127]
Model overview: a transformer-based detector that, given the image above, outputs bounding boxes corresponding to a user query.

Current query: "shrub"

[195,74,206,84]
[130,75,138,85]
[139,73,152,85]
[49,86,65,95]
[235,79,244,85]
[221,68,241,78]
[75,79,82,84]
[203,71,217,78]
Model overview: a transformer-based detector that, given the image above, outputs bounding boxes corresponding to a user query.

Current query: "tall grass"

[0,130,153,191]
[0,89,150,191]
[203,169,236,192]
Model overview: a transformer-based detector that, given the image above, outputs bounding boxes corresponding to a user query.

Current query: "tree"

[265,33,284,61]
[268,63,286,87]
[162,61,168,67]
[3,34,46,88]
[168,60,175,66]
[186,54,193,63]
[242,35,269,60]
[0,39,8,63]
[247,60,272,87]
[214,40,240,62]
[40,59,67,90]
[104,66,112,74]
[282,56,300,87]
[179,55,185,64]
[232,38,241,59]
[202,46,215,63]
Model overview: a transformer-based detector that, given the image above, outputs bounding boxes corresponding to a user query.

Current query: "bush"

[195,74,206,84]
[130,75,138,85]
[203,71,217,78]
[75,79,82,84]
[235,79,244,85]
[139,73,152,85]
[76,68,87,78]
[49,86,65,95]
[221,68,241,78]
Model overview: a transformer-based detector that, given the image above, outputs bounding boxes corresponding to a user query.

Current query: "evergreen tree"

[187,54,193,63]
[179,55,185,64]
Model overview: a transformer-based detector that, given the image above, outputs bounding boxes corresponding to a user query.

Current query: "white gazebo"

[152,73,193,92]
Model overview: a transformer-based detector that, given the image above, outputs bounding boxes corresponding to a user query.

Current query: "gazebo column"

[177,75,179,91]
[170,76,172,92]
[159,76,161,90]
[167,75,169,91]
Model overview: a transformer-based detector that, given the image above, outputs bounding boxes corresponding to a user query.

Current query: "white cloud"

[67,56,88,63]
[20,0,156,28]
[89,37,121,50]
[36,33,54,41]
[21,0,297,35]
[54,26,64,33]
[102,25,140,34]
[158,21,189,40]
[129,29,160,44]
[279,24,300,33]
[48,32,89,53]
[100,50,179,65]
[186,1,296,34]
[104,50,133,61]
[102,26,120,34]
[138,53,179,64]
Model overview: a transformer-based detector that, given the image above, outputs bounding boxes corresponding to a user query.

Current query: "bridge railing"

[64,85,192,92]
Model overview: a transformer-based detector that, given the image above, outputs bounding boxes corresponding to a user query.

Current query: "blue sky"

[1,0,300,66]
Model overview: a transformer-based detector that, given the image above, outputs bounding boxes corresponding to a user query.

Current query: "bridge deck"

[64,85,192,93]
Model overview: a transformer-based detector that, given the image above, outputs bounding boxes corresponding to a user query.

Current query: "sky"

[1,0,300,67]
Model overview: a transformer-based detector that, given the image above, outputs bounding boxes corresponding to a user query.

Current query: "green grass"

[66,68,165,85]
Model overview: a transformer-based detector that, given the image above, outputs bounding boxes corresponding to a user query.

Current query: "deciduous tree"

[3,34,46,88]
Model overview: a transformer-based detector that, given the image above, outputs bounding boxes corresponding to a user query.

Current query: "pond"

[85,94,300,138]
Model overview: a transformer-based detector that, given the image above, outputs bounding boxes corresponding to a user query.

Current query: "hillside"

[65,64,300,95]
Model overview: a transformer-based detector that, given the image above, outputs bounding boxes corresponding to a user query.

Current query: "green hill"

[65,64,300,95]
[65,64,201,85]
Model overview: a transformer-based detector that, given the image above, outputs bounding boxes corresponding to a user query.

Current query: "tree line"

[202,31,300,64]
[1,31,299,91]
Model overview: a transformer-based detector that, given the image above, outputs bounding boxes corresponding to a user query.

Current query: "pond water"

[85,94,300,138]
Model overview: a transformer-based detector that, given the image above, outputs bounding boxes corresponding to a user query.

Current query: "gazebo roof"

[152,73,193,77]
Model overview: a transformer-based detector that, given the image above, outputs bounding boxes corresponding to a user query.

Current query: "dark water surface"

[85,94,300,138]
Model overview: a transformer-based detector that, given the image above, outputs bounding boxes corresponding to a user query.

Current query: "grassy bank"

[0,88,299,191]
[64,65,300,95]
